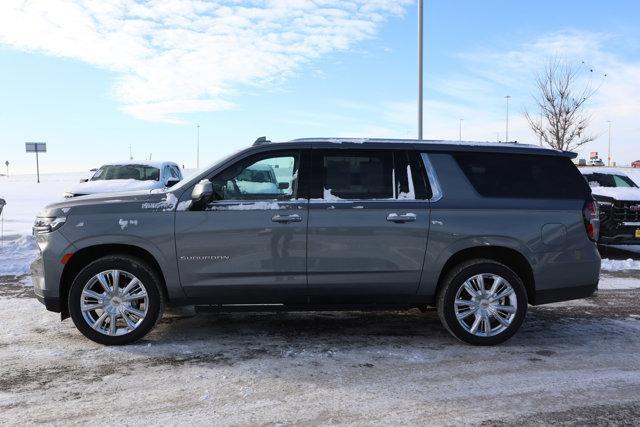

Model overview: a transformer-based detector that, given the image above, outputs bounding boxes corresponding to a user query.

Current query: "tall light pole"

[196,124,200,169]
[607,120,612,166]
[505,95,511,142]
[417,0,423,140]
[459,118,463,142]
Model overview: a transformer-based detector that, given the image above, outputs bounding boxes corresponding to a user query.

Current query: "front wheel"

[68,255,164,345]
[437,259,527,345]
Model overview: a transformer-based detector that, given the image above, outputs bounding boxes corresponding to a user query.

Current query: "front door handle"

[271,214,302,223]
[386,212,417,223]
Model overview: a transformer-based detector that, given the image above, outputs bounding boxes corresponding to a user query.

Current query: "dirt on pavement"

[1,274,639,426]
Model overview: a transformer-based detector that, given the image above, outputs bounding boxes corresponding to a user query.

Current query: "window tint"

[453,152,590,199]
[321,151,394,199]
[212,152,299,201]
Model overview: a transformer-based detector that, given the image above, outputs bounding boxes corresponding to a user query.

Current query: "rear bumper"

[532,283,598,305]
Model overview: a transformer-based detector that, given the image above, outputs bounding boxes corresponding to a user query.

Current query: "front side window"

[211,152,299,201]
[170,166,182,179]
[584,173,637,188]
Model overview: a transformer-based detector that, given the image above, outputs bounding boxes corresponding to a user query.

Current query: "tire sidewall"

[440,262,527,346]
[68,256,162,345]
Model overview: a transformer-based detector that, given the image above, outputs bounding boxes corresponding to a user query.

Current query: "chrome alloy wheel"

[80,270,149,336]
[454,273,518,337]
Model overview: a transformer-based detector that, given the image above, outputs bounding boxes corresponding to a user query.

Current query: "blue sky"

[1,0,640,174]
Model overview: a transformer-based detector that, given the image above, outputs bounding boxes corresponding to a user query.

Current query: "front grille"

[612,201,640,222]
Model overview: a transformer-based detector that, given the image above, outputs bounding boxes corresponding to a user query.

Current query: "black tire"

[68,255,164,345]
[437,259,528,346]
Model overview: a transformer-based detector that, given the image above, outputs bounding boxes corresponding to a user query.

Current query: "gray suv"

[31,138,601,346]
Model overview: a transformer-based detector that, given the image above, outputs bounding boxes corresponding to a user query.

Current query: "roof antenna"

[254,136,270,146]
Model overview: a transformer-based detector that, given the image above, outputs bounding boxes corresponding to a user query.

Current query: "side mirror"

[165,178,180,187]
[191,179,213,204]
[79,178,88,183]
[278,182,290,190]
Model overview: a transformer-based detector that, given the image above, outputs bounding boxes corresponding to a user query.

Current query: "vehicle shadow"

[105,292,640,369]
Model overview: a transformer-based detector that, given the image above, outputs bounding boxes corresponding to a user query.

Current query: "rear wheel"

[437,259,527,345]
[68,255,164,345]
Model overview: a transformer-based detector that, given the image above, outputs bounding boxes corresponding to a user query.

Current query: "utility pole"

[459,118,463,142]
[417,0,423,140]
[4,161,8,176]
[607,121,612,166]
[196,124,200,169]
[505,95,511,142]
[129,144,133,160]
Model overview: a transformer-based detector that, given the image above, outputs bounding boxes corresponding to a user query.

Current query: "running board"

[194,303,422,314]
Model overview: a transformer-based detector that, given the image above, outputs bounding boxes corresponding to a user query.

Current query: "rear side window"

[321,151,394,199]
[453,152,590,199]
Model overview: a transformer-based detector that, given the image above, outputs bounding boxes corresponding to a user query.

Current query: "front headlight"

[33,216,67,234]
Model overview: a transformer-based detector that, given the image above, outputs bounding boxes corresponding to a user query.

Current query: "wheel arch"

[435,246,535,303]
[59,244,169,319]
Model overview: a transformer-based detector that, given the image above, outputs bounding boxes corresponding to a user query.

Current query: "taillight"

[583,199,600,242]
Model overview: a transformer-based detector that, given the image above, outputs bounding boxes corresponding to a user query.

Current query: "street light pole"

[607,120,612,166]
[417,0,423,140]
[459,118,463,142]
[505,95,511,142]
[196,124,200,169]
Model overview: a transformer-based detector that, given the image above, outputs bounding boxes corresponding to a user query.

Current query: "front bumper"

[30,230,75,313]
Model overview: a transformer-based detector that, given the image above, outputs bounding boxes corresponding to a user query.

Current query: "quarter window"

[453,152,590,199]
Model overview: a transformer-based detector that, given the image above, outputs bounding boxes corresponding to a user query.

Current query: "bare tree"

[525,59,600,151]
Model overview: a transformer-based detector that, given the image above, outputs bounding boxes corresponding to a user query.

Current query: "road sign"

[25,142,46,153]
[590,151,598,160]
[25,142,47,183]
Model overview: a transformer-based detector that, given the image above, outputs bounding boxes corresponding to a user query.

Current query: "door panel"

[175,201,307,301]
[174,150,308,302]
[307,200,429,295]
[307,149,430,296]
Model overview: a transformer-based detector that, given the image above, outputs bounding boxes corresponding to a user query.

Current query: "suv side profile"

[31,138,601,346]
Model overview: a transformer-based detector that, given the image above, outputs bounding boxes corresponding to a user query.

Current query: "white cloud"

[359,30,640,164]
[0,0,411,123]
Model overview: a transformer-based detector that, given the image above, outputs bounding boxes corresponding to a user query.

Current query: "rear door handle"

[271,214,302,223]
[386,212,417,223]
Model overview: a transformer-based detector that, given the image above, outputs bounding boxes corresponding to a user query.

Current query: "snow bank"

[598,276,640,290]
[0,172,85,235]
[0,234,38,276]
[0,173,84,276]
[601,258,640,271]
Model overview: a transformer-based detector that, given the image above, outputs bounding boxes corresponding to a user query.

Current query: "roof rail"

[253,136,270,146]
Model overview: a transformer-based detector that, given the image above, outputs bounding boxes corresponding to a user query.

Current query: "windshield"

[584,173,638,188]
[91,164,160,181]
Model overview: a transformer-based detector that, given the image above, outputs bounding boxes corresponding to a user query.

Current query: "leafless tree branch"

[524,58,599,152]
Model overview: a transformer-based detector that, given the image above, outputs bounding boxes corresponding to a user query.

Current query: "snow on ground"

[602,258,640,271]
[0,173,84,276]
[0,276,639,425]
